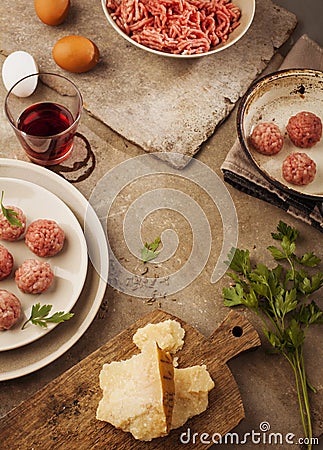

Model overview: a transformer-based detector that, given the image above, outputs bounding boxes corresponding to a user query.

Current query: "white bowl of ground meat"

[101,0,255,58]
[237,69,323,200]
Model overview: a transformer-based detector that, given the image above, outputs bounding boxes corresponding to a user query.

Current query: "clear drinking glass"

[4,72,82,166]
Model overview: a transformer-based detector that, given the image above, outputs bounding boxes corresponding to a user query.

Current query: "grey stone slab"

[1,0,296,168]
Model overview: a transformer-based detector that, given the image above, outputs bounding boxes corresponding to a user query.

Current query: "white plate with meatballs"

[237,69,323,200]
[0,177,88,351]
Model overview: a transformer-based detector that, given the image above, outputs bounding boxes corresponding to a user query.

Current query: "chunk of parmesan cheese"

[171,365,215,429]
[96,320,215,441]
[133,319,185,353]
[96,342,175,441]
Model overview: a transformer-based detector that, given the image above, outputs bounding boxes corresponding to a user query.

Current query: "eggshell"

[2,51,39,97]
[52,36,100,73]
[34,0,70,26]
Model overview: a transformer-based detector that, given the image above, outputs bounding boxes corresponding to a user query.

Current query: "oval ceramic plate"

[0,177,88,351]
[237,69,323,200]
[101,0,255,59]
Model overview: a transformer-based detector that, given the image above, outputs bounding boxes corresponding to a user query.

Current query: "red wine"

[17,102,77,165]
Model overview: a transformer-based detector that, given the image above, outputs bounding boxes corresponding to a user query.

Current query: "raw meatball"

[249,122,284,155]
[282,152,316,186]
[0,244,14,280]
[0,289,21,330]
[15,259,54,294]
[286,111,322,148]
[0,205,26,241]
[25,219,65,257]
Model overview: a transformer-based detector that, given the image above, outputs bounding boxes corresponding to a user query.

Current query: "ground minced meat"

[25,219,65,257]
[249,122,284,155]
[286,111,322,148]
[0,289,21,330]
[282,152,316,186]
[0,206,26,241]
[0,244,14,280]
[15,259,54,294]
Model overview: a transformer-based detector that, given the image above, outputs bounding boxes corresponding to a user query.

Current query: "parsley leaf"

[298,252,321,267]
[225,247,250,274]
[298,301,323,326]
[22,303,74,329]
[223,284,245,307]
[141,236,161,263]
[271,220,298,243]
[0,191,22,227]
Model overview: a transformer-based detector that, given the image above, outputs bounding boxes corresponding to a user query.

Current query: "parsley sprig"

[22,303,74,330]
[141,236,161,263]
[223,221,323,450]
[0,191,22,227]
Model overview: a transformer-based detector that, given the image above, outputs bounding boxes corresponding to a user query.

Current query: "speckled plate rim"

[101,0,255,59]
[0,158,108,381]
[237,68,323,202]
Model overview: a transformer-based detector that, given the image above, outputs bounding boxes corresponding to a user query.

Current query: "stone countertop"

[0,0,322,449]
[0,0,297,168]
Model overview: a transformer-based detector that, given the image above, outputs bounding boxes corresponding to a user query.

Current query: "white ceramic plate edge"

[0,159,108,381]
[0,177,89,351]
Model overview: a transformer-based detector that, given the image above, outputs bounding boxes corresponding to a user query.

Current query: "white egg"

[2,51,39,97]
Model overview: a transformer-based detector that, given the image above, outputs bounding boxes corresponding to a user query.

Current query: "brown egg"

[52,35,100,73]
[34,0,70,26]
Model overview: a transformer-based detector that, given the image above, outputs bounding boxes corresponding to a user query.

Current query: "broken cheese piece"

[97,320,215,441]
[96,342,175,441]
[171,365,215,429]
[133,319,185,353]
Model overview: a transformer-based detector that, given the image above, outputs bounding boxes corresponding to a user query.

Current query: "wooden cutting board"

[0,309,260,449]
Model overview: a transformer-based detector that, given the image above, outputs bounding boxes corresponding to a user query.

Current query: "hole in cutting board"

[232,326,243,337]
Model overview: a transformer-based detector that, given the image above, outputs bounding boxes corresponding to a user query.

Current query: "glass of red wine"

[4,72,82,166]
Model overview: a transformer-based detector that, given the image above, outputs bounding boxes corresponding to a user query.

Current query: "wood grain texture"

[0,309,260,449]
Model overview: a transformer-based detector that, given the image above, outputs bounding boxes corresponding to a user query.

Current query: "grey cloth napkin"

[221,35,323,231]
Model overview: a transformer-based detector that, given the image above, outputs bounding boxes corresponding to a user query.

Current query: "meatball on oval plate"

[237,69,323,200]
[0,178,88,352]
